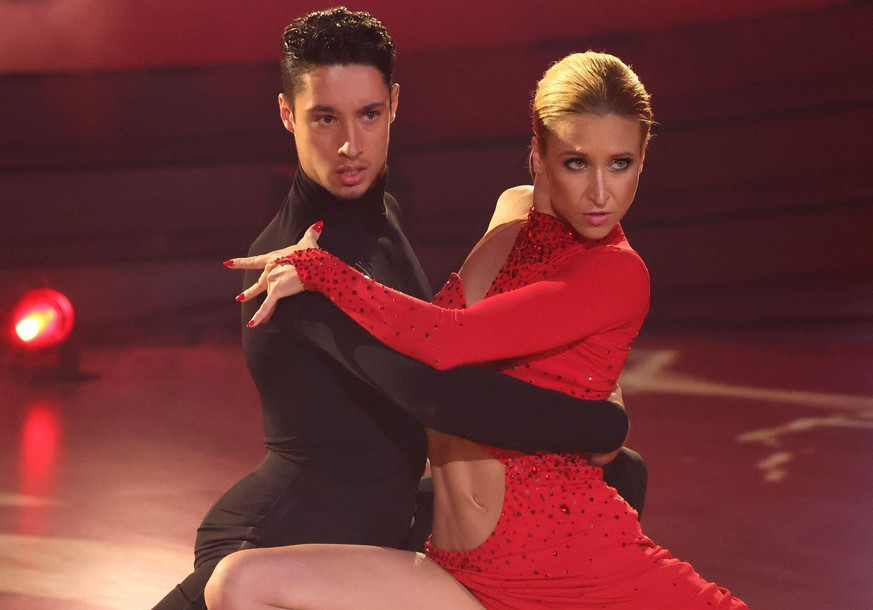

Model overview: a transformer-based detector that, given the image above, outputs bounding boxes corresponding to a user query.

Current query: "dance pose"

[206,51,748,609]
[154,10,645,610]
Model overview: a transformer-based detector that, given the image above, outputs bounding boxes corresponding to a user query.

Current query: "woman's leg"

[205,544,484,610]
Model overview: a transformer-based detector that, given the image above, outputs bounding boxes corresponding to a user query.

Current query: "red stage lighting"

[10,288,75,350]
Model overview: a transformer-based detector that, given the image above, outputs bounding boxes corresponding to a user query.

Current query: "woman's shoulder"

[487,185,534,232]
[569,239,650,291]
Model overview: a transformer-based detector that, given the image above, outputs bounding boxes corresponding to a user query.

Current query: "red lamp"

[5,288,79,378]
[10,288,75,349]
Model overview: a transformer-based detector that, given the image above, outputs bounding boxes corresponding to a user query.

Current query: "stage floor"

[1,332,871,609]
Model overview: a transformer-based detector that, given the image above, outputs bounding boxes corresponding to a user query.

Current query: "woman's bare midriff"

[427,429,505,552]
[427,201,531,552]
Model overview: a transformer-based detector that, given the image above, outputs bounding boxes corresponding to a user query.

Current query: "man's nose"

[338,122,362,158]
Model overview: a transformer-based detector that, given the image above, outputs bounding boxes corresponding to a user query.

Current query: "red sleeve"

[283,246,649,370]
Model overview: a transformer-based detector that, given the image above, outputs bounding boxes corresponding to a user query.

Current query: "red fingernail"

[235,293,245,302]
[246,320,255,328]
[223,260,235,268]
[313,221,324,233]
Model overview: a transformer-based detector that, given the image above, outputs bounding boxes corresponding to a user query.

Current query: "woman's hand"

[225,221,323,327]
[224,220,323,271]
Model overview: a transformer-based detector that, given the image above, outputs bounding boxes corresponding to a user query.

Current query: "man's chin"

[330,172,383,201]
[331,184,371,201]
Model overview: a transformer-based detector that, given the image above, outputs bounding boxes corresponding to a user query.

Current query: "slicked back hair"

[280,6,395,100]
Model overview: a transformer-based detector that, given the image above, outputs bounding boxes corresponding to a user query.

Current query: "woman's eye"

[612,158,633,170]
[565,158,586,170]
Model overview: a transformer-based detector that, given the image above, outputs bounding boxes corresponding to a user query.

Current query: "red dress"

[284,210,748,609]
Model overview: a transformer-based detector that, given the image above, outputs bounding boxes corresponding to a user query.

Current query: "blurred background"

[1,0,871,342]
[1,1,871,608]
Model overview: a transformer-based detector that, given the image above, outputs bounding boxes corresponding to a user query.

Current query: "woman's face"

[532,113,646,240]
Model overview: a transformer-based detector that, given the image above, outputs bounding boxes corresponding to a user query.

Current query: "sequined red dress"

[283,210,748,609]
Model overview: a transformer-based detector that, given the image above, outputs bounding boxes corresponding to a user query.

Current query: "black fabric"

[601,447,649,519]
[286,294,629,452]
[154,168,637,609]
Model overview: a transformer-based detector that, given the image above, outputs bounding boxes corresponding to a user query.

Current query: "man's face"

[279,64,399,200]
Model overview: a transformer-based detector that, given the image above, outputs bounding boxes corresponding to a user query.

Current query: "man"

[154,8,644,609]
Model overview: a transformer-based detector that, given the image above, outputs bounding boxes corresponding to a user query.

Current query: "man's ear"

[278,93,295,134]
[389,83,400,123]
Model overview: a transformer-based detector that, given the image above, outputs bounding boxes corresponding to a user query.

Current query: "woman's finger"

[247,292,278,327]
[224,253,273,270]
[235,264,273,302]
[226,222,323,270]
[301,221,324,247]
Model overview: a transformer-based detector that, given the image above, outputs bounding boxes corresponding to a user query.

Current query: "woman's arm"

[271,292,628,453]
[281,245,649,370]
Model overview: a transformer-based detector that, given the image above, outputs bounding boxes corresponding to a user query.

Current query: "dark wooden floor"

[1,331,871,609]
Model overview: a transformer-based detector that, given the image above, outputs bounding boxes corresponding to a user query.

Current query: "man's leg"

[151,566,214,610]
[602,447,648,518]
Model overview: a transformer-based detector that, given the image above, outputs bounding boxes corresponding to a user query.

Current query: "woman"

[207,52,747,609]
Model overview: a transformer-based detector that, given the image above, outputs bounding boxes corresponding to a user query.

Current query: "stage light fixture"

[10,288,75,349]
[4,288,80,378]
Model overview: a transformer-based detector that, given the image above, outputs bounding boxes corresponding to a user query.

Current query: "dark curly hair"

[280,6,395,98]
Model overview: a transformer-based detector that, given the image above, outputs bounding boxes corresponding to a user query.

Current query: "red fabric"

[285,210,747,608]
[286,211,648,400]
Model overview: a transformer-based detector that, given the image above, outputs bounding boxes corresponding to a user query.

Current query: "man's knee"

[602,447,648,518]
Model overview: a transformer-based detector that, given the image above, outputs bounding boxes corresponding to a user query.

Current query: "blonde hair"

[533,51,654,146]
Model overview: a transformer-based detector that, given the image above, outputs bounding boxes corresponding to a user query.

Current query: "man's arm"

[274,293,626,454]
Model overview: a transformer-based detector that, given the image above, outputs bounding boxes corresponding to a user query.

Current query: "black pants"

[153,448,647,610]
[152,452,417,610]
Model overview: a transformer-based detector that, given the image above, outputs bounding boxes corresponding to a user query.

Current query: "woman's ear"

[530,136,545,175]
[638,138,648,174]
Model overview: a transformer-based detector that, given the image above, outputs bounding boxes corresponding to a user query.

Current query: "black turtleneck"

[242,168,627,472]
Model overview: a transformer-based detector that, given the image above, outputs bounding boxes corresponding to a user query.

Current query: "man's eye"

[317,116,336,125]
[364,111,380,120]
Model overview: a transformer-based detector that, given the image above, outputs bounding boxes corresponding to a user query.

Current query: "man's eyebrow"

[305,101,388,115]
[307,104,337,114]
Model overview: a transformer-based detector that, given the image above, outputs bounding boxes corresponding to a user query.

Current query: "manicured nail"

[223,260,235,268]
[235,293,245,302]
[313,221,324,233]
[246,320,255,328]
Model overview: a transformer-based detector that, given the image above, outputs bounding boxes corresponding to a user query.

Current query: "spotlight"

[10,288,75,349]
[5,288,80,378]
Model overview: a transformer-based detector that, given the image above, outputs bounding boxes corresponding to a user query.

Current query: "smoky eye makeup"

[612,157,634,170]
